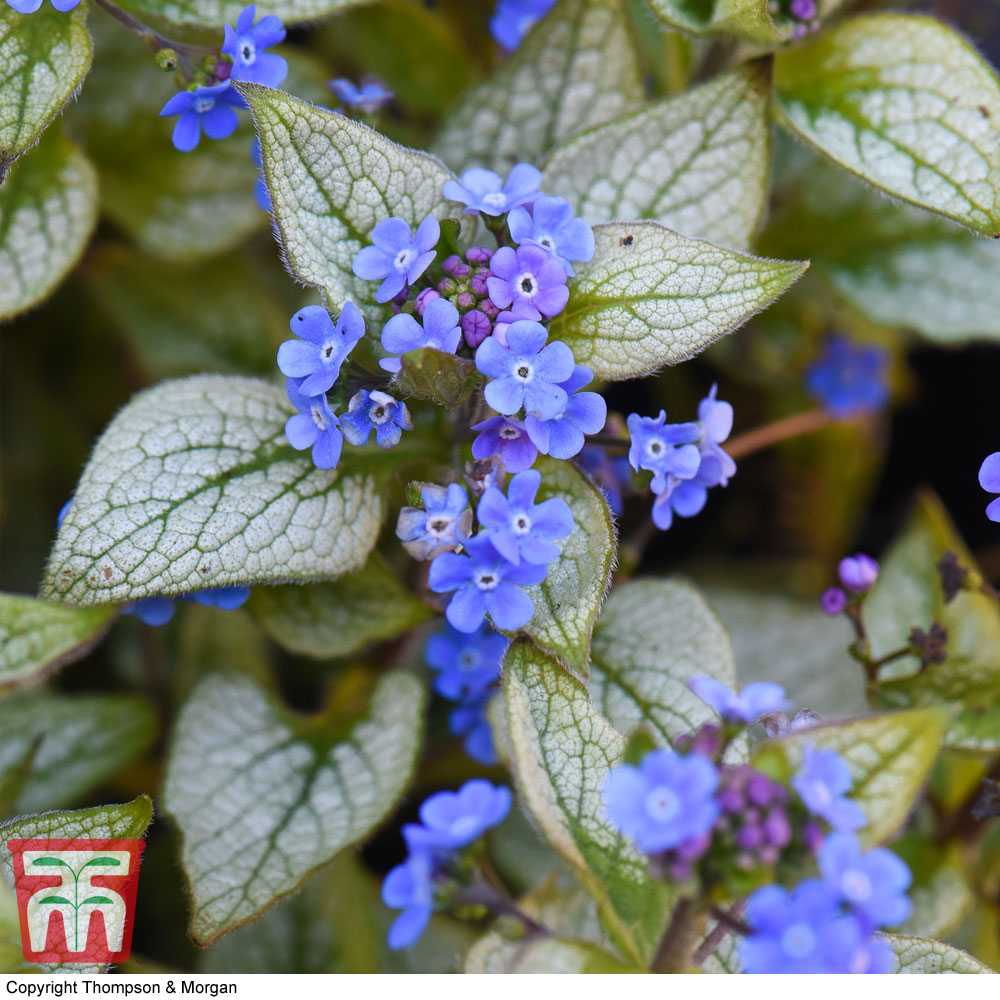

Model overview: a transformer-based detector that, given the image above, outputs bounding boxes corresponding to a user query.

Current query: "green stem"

[650,896,707,973]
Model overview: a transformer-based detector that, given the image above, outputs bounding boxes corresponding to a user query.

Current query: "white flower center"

[781,923,816,959]
[310,404,329,431]
[369,402,391,425]
[516,272,537,297]
[240,40,256,63]
[427,516,453,538]
[394,247,416,272]
[512,513,531,536]
[644,786,680,823]
[475,570,499,592]
[482,192,507,211]
[321,340,339,362]
[194,97,215,113]
[538,236,555,250]
[646,438,665,458]
[514,362,533,383]
[499,425,521,440]
[841,869,873,903]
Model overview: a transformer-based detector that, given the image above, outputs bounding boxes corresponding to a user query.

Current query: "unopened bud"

[155,48,179,71]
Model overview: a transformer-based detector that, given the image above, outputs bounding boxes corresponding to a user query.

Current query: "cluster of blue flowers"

[821,552,879,615]
[4,0,78,13]
[159,5,287,152]
[805,334,889,419]
[396,469,572,633]
[601,677,912,974]
[381,780,511,949]
[627,385,736,531]
[424,622,508,763]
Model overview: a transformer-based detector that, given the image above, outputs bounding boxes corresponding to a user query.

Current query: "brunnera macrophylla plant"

[1,0,999,978]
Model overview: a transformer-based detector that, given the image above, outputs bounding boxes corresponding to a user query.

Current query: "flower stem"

[650,896,707,973]
[725,408,839,460]
[692,901,748,966]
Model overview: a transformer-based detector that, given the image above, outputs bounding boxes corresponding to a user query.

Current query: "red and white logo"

[7,838,144,964]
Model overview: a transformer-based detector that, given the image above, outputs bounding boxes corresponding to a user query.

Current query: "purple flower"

[340,390,412,449]
[396,483,472,560]
[404,780,512,854]
[524,365,606,460]
[476,469,573,566]
[507,195,594,277]
[329,75,393,114]
[741,880,891,973]
[159,82,243,153]
[978,452,1000,522]
[818,833,912,929]
[821,587,847,615]
[626,412,700,489]
[805,335,889,418]
[471,415,538,473]
[381,852,434,950]
[222,5,287,88]
[122,597,176,626]
[181,586,251,610]
[475,321,575,419]
[425,622,507,700]
[283,378,343,470]
[602,748,719,854]
[380,298,461,373]
[489,0,556,49]
[442,163,542,217]
[486,244,568,320]
[353,215,440,304]
[792,745,867,831]
[688,677,790,724]
[449,695,497,764]
[428,534,547,633]
[838,553,879,593]
[276,303,365,396]
[789,0,817,19]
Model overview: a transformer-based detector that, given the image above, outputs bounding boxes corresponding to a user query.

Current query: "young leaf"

[240,84,463,316]
[0,593,114,691]
[646,0,788,43]
[879,933,996,974]
[40,375,385,605]
[393,348,484,408]
[0,692,156,817]
[0,5,92,179]
[163,671,425,944]
[519,457,615,678]
[589,579,735,745]
[774,14,1000,235]
[247,555,431,659]
[432,0,644,174]
[771,707,951,846]
[503,640,673,965]
[864,493,1000,753]
[0,130,97,321]
[546,222,807,380]
[542,66,771,249]
[115,0,368,29]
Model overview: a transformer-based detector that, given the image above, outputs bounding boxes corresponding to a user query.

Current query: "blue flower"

[471,415,538,473]
[181,586,251,610]
[443,163,542,217]
[578,446,631,517]
[688,677,790,724]
[649,459,722,531]
[838,553,879,593]
[449,695,497,764]
[428,534,547,633]
[818,832,912,929]
[626,411,700,490]
[329,76,394,114]
[602,748,719,854]
[4,0,78,11]
[981,452,1000,522]
[792,746,867,831]
[283,378,343,470]
[524,365,606,460]
[340,390,412,449]
[353,216,440,304]
[694,384,737,487]
[276,303,365,396]
[741,879,891,973]
[821,587,847,615]
[222,5,287,88]
[489,0,556,48]
[425,622,507,700]
[381,852,434,951]
[57,499,72,530]
[805,334,889,418]
[404,780,512,854]
[486,244,568,320]
[396,483,472,560]
[476,469,573,566]
[159,83,243,152]
[122,597,176,626]
[507,195,594,277]
[380,298,461,374]
[475,321,575,420]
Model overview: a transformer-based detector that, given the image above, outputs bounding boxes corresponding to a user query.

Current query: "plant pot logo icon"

[7,838,145,964]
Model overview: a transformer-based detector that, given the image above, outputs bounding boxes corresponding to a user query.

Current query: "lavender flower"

[978,452,1000,522]
[353,216,440,304]
[507,195,594,276]
[471,415,538,473]
[486,244,569,320]
[396,483,472,560]
[380,297,462,373]
[442,164,541,216]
